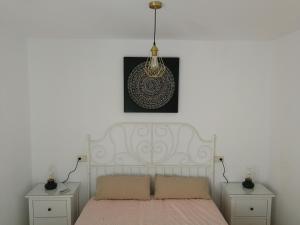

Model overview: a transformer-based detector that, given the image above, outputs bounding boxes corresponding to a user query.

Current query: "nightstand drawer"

[232,217,267,225]
[34,217,67,225]
[233,199,268,217]
[33,200,67,217]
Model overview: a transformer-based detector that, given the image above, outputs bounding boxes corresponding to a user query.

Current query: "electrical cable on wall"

[62,158,81,184]
[220,158,229,183]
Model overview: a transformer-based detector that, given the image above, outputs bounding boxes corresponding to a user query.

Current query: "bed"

[76,123,228,225]
[76,198,227,225]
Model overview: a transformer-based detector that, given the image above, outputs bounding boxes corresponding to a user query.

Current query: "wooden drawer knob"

[250,207,254,211]
[48,208,52,211]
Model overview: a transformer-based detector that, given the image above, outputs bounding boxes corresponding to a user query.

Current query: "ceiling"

[1,0,300,40]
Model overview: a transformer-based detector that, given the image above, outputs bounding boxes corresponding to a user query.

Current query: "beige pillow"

[154,175,211,200]
[95,175,151,200]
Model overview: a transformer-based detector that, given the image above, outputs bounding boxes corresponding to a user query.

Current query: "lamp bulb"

[150,56,159,69]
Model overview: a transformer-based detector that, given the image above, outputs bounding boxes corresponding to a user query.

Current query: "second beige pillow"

[154,175,211,200]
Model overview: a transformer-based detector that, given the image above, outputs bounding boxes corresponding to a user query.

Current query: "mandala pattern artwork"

[127,62,175,109]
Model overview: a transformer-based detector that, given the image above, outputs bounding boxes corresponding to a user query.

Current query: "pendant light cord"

[153,9,157,45]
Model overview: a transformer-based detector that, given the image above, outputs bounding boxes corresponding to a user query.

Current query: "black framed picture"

[124,57,179,113]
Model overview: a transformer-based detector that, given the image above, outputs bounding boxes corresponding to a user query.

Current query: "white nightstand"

[221,182,275,225]
[25,182,80,225]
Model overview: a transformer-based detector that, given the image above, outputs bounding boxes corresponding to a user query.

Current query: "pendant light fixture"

[144,1,166,78]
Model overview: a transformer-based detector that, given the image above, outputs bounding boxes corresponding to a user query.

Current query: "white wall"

[0,30,297,225]
[269,30,300,225]
[0,36,31,225]
[28,39,272,209]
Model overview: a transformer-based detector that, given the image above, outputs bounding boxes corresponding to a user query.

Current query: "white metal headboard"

[88,122,216,199]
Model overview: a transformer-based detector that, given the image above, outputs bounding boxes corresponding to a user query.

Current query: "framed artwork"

[124,57,179,113]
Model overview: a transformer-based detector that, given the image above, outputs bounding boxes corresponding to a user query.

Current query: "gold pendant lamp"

[144,1,166,78]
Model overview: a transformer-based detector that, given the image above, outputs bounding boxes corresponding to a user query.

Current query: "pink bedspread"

[75,198,228,225]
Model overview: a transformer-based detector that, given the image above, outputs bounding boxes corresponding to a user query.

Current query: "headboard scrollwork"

[88,123,216,199]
